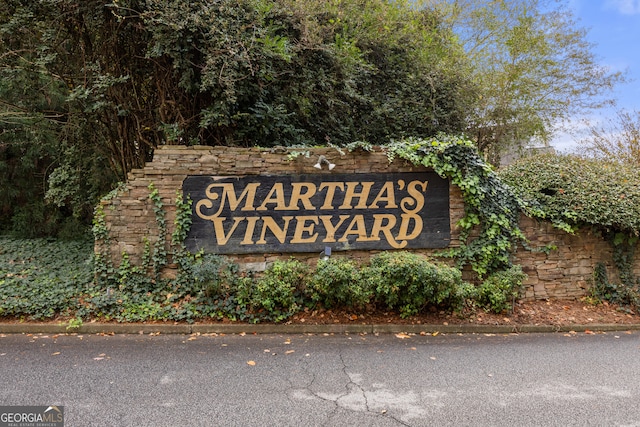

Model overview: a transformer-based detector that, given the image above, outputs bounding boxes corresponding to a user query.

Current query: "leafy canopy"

[0,0,470,236]
[436,0,624,162]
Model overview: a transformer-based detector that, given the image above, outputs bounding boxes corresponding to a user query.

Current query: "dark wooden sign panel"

[183,173,450,254]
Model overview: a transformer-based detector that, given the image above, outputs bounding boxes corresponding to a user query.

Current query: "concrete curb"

[2,322,640,335]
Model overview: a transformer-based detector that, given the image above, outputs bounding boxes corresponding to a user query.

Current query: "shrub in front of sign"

[306,258,371,311]
[250,259,310,322]
[475,266,527,314]
[191,254,242,298]
[363,251,467,318]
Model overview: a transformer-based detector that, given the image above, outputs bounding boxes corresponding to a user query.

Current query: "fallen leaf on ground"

[51,352,60,356]
[247,360,256,366]
[285,350,295,355]
[395,333,411,339]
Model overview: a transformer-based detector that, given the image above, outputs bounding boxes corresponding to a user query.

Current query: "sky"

[551,0,640,151]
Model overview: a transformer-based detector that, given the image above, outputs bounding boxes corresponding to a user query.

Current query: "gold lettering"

[195,198,215,220]
[257,183,288,211]
[368,181,398,209]
[240,216,260,244]
[196,176,431,250]
[318,182,344,209]
[339,182,374,209]
[400,180,428,214]
[257,216,293,244]
[338,215,370,242]
[396,214,423,241]
[197,182,260,219]
[369,214,407,249]
[319,215,350,242]
[290,216,319,243]
[287,183,317,210]
[368,214,396,242]
[211,217,245,245]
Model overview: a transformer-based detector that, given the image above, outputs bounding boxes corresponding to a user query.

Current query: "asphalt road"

[1,331,639,426]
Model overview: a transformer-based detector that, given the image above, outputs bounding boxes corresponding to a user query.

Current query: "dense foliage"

[3,235,525,322]
[0,0,630,321]
[474,265,527,314]
[384,135,527,276]
[0,236,94,319]
[363,251,467,318]
[0,0,470,236]
[498,153,640,234]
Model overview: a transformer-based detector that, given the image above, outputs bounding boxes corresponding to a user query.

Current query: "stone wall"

[515,216,640,300]
[98,145,640,301]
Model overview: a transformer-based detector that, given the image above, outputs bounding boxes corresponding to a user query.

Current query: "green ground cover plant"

[0,236,94,319]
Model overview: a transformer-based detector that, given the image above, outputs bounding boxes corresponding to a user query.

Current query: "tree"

[0,0,471,236]
[435,0,625,164]
[0,0,157,235]
[142,0,471,145]
[579,110,640,165]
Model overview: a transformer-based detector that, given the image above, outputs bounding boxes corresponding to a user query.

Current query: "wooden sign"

[183,173,450,254]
